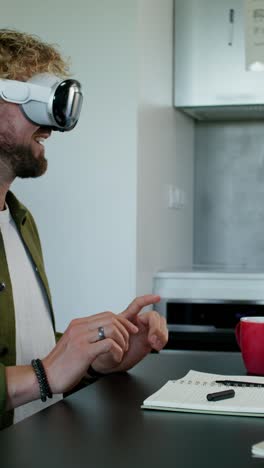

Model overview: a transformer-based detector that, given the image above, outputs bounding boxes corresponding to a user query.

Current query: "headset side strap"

[0,79,50,104]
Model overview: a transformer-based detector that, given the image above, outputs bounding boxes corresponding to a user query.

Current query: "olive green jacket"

[0,191,59,430]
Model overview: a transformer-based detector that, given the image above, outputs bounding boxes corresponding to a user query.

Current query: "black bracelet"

[31,359,53,402]
[87,364,104,378]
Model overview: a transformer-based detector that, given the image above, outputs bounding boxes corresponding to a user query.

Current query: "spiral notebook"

[141,370,264,417]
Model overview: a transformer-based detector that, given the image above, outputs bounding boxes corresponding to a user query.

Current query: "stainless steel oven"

[153,268,264,351]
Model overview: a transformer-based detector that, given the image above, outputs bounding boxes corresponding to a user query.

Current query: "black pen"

[207,389,235,401]
[215,380,264,388]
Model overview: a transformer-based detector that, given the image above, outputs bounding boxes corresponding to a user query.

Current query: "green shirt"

[0,191,57,430]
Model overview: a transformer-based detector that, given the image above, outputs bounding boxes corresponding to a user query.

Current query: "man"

[0,29,168,430]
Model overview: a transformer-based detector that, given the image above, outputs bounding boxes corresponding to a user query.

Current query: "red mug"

[235,317,264,375]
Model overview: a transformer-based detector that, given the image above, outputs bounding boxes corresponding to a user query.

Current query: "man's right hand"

[42,311,138,394]
[5,311,138,411]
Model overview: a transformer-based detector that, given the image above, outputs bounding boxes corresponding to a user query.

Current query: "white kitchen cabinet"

[174,0,264,119]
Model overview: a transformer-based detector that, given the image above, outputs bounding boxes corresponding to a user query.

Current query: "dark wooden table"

[1,350,264,467]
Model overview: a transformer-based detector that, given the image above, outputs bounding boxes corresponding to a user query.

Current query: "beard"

[0,143,47,178]
[0,121,48,178]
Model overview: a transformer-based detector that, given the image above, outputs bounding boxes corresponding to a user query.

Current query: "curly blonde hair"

[0,29,70,81]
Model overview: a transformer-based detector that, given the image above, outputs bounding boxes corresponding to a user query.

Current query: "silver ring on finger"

[98,326,106,340]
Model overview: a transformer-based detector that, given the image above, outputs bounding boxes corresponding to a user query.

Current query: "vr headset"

[0,73,83,131]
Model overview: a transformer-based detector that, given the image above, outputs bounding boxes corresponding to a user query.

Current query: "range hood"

[178,105,264,121]
[174,0,264,121]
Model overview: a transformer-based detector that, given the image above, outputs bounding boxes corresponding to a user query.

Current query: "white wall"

[136,0,194,295]
[2,0,194,330]
[3,0,138,330]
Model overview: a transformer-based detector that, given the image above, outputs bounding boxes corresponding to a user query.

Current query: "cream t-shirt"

[0,204,62,423]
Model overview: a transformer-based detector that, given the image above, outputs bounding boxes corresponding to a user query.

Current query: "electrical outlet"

[168,185,185,209]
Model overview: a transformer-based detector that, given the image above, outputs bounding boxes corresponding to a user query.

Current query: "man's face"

[0,101,51,179]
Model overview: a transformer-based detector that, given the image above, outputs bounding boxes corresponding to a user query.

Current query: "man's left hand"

[90,295,168,374]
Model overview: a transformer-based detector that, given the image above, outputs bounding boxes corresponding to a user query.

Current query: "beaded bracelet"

[31,359,53,402]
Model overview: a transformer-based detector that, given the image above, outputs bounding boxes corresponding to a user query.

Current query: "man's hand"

[42,311,138,394]
[90,295,168,374]
[5,296,167,411]
[6,309,139,411]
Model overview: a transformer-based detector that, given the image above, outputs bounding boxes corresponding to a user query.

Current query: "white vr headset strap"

[0,79,50,104]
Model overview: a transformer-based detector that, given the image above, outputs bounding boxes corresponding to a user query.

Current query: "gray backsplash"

[194,121,264,268]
